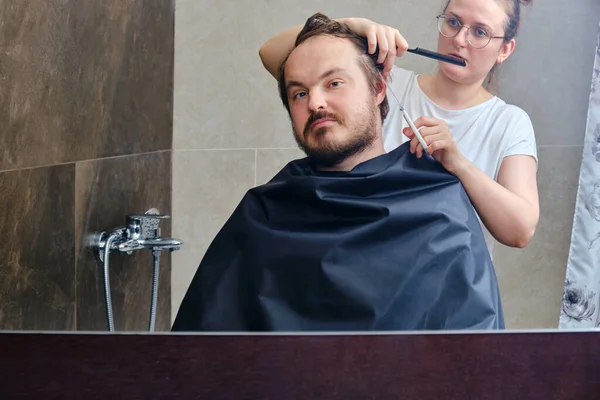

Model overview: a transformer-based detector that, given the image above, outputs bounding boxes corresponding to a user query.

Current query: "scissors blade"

[387,86,428,152]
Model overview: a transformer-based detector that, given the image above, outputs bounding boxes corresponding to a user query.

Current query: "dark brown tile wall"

[0,0,174,331]
[0,165,76,330]
[0,0,174,171]
[76,151,172,331]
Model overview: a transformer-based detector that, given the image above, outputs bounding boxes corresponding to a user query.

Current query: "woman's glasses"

[436,14,505,49]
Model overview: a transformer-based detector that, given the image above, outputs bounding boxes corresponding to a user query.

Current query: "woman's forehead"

[445,0,508,28]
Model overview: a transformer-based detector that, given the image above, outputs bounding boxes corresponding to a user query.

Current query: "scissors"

[379,46,465,152]
[385,80,429,152]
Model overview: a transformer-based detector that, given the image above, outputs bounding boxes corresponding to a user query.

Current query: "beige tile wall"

[493,147,583,328]
[171,0,600,329]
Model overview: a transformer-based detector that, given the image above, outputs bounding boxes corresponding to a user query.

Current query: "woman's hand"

[404,116,540,248]
[403,116,468,174]
[259,17,408,80]
[339,18,409,81]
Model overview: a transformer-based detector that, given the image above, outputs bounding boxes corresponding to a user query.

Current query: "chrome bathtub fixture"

[89,208,183,333]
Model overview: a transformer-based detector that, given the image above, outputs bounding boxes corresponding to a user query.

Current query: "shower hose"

[103,233,119,332]
[103,234,161,332]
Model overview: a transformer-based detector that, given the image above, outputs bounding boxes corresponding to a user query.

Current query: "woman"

[259,0,539,255]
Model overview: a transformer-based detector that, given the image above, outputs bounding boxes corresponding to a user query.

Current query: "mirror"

[1,0,599,333]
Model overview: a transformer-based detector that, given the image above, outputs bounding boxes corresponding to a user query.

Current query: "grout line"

[174,147,299,152]
[254,149,258,187]
[172,145,583,151]
[536,145,583,148]
[1,144,578,174]
[73,165,78,331]
[0,149,171,174]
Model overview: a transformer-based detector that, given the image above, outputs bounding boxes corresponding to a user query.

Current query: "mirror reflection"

[1,0,599,333]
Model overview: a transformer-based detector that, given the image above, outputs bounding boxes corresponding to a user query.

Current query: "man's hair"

[277,13,389,123]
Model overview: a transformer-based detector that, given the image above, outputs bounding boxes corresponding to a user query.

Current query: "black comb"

[407,47,466,67]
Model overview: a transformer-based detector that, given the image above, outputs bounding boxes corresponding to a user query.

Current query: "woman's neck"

[418,70,494,110]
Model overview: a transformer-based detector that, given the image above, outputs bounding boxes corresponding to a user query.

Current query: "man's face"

[284,35,384,168]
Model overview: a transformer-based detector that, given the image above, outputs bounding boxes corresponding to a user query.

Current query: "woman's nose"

[453,26,469,47]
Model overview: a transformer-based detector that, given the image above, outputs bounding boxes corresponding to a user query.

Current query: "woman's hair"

[442,0,534,92]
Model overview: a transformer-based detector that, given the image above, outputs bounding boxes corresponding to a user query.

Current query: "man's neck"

[318,138,386,172]
[421,70,492,110]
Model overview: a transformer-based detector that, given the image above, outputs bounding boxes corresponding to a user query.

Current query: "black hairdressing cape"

[172,142,504,332]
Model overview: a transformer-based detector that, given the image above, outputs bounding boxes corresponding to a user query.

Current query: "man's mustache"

[304,111,343,136]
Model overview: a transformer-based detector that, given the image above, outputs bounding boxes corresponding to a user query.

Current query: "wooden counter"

[0,330,598,398]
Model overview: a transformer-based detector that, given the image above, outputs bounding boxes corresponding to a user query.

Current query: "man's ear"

[375,72,387,106]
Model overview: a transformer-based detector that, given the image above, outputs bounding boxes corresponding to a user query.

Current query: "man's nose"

[307,89,327,112]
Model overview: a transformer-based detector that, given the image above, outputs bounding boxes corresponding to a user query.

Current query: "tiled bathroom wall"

[0,0,175,331]
[172,0,600,329]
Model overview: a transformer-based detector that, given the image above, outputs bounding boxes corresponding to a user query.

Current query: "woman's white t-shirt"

[382,66,538,256]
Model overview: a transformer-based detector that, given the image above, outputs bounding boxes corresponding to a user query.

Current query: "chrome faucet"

[88,208,183,333]
[91,209,183,262]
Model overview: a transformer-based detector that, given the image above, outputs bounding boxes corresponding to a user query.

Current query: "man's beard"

[294,102,378,168]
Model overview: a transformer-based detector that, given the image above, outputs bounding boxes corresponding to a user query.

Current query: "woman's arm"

[258,24,304,78]
[258,18,409,81]
[404,117,540,248]
[453,155,539,248]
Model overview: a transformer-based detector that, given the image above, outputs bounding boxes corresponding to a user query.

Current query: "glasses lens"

[467,26,492,48]
[437,15,494,49]
[438,16,460,37]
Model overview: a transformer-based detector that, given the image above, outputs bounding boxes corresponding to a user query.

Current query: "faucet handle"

[126,214,170,220]
[126,209,170,240]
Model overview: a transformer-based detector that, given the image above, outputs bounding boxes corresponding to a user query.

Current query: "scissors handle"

[402,111,428,151]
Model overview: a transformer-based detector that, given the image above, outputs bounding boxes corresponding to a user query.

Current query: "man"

[275,13,389,172]
[171,13,504,332]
